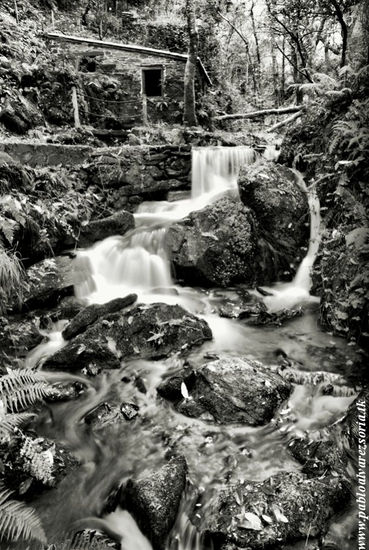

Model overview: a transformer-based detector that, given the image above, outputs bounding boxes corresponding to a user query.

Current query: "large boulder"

[166,197,257,286]
[44,303,212,370]
[201,471,348,549]
[157,356,291,425]
[120,456,187,550]
[238,160,309,281]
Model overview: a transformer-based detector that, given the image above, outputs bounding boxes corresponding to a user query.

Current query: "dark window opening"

[80,57,97,73]
[142,68,163,97]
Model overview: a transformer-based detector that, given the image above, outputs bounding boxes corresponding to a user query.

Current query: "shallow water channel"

[26,147,359,550]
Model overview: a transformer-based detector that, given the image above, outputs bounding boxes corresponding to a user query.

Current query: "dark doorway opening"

[142,68,163,97]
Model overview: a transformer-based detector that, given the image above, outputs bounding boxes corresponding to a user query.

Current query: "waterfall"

[291,172,321,291]
[76,146,256,304]
[264,170,321,312]
[191,146,255,198]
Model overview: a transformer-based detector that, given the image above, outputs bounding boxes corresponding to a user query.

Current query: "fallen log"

[267,110,303,132]
[215,105,301,121]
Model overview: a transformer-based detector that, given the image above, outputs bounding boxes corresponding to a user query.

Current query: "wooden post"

[142,95,148,125]
[72,86,81,128]
[14,0,19,24]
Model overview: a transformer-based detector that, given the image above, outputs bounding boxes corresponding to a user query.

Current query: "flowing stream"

[28,146,358,550]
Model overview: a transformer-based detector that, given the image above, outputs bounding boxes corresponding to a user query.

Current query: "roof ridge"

[43,31,212,86]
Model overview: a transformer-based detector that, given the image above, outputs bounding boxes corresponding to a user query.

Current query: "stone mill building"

[45,32,212,128]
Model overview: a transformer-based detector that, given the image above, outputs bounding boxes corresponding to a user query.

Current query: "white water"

[27,146,353,550]
[76,149,321,315]
[76,146,256,306]
[191,146,255,198]
[263,170,322,312]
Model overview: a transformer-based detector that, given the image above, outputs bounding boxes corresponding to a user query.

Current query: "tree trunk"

[250,1,261,92]
[215,105,301,121]
[330,0,348,67]
[291,45,303,104]
[183,0,198,127]
[271,29,279,105]
[281,35,285,99]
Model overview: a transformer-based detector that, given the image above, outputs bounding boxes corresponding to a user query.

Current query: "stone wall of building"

[47,37,201,127]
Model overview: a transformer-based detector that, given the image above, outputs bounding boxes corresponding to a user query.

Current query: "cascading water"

[26,146,358,550]
[76,146,255,306]
[263,170,322,312]
[191,146,255,198]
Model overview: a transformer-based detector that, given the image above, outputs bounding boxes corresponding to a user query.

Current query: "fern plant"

[0,410,35,441]
[0,483,46,545]
[0,248,25,314]
[0,370,52,414]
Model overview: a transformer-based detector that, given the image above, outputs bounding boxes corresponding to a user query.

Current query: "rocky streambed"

[0,147,367,550]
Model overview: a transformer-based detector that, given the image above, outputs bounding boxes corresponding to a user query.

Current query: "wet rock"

[339,387,369,443]
[158,357,291,426]
[51,296,85,322]
[68,210,134,248]
[46,304,212,370]
[21,256,76,312]
[167,197,257,287]
[81,363,102,377]
[288,437,346,476]
[121,456,187,550]
[238,160,308,281]
[0,432,78,496]
[274,367,354,389]
[62,294,137,340]
[318,226,369,350]
[134,376,147,394]
[201,471,348,549]
[216,292,265,319]
[46,381,87,403]
[43,338,121,371]
[0,316,44,360]
[120,402,139,420]
[69,530,119,550]
[84,402,117,426]
[240,307,304,326]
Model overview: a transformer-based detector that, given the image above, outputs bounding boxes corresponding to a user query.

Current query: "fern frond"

[0,370,46,395]
[0,412,34,440]
[0,483,46,544]
[0,371,51,412]
[5,383,51,412]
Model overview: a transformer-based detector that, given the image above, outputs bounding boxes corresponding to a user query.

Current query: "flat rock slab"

[44,303,212,371]
[201,471,348,549]
[62,294,137,340]
[121,456,187,550]
[157,356,291,426]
